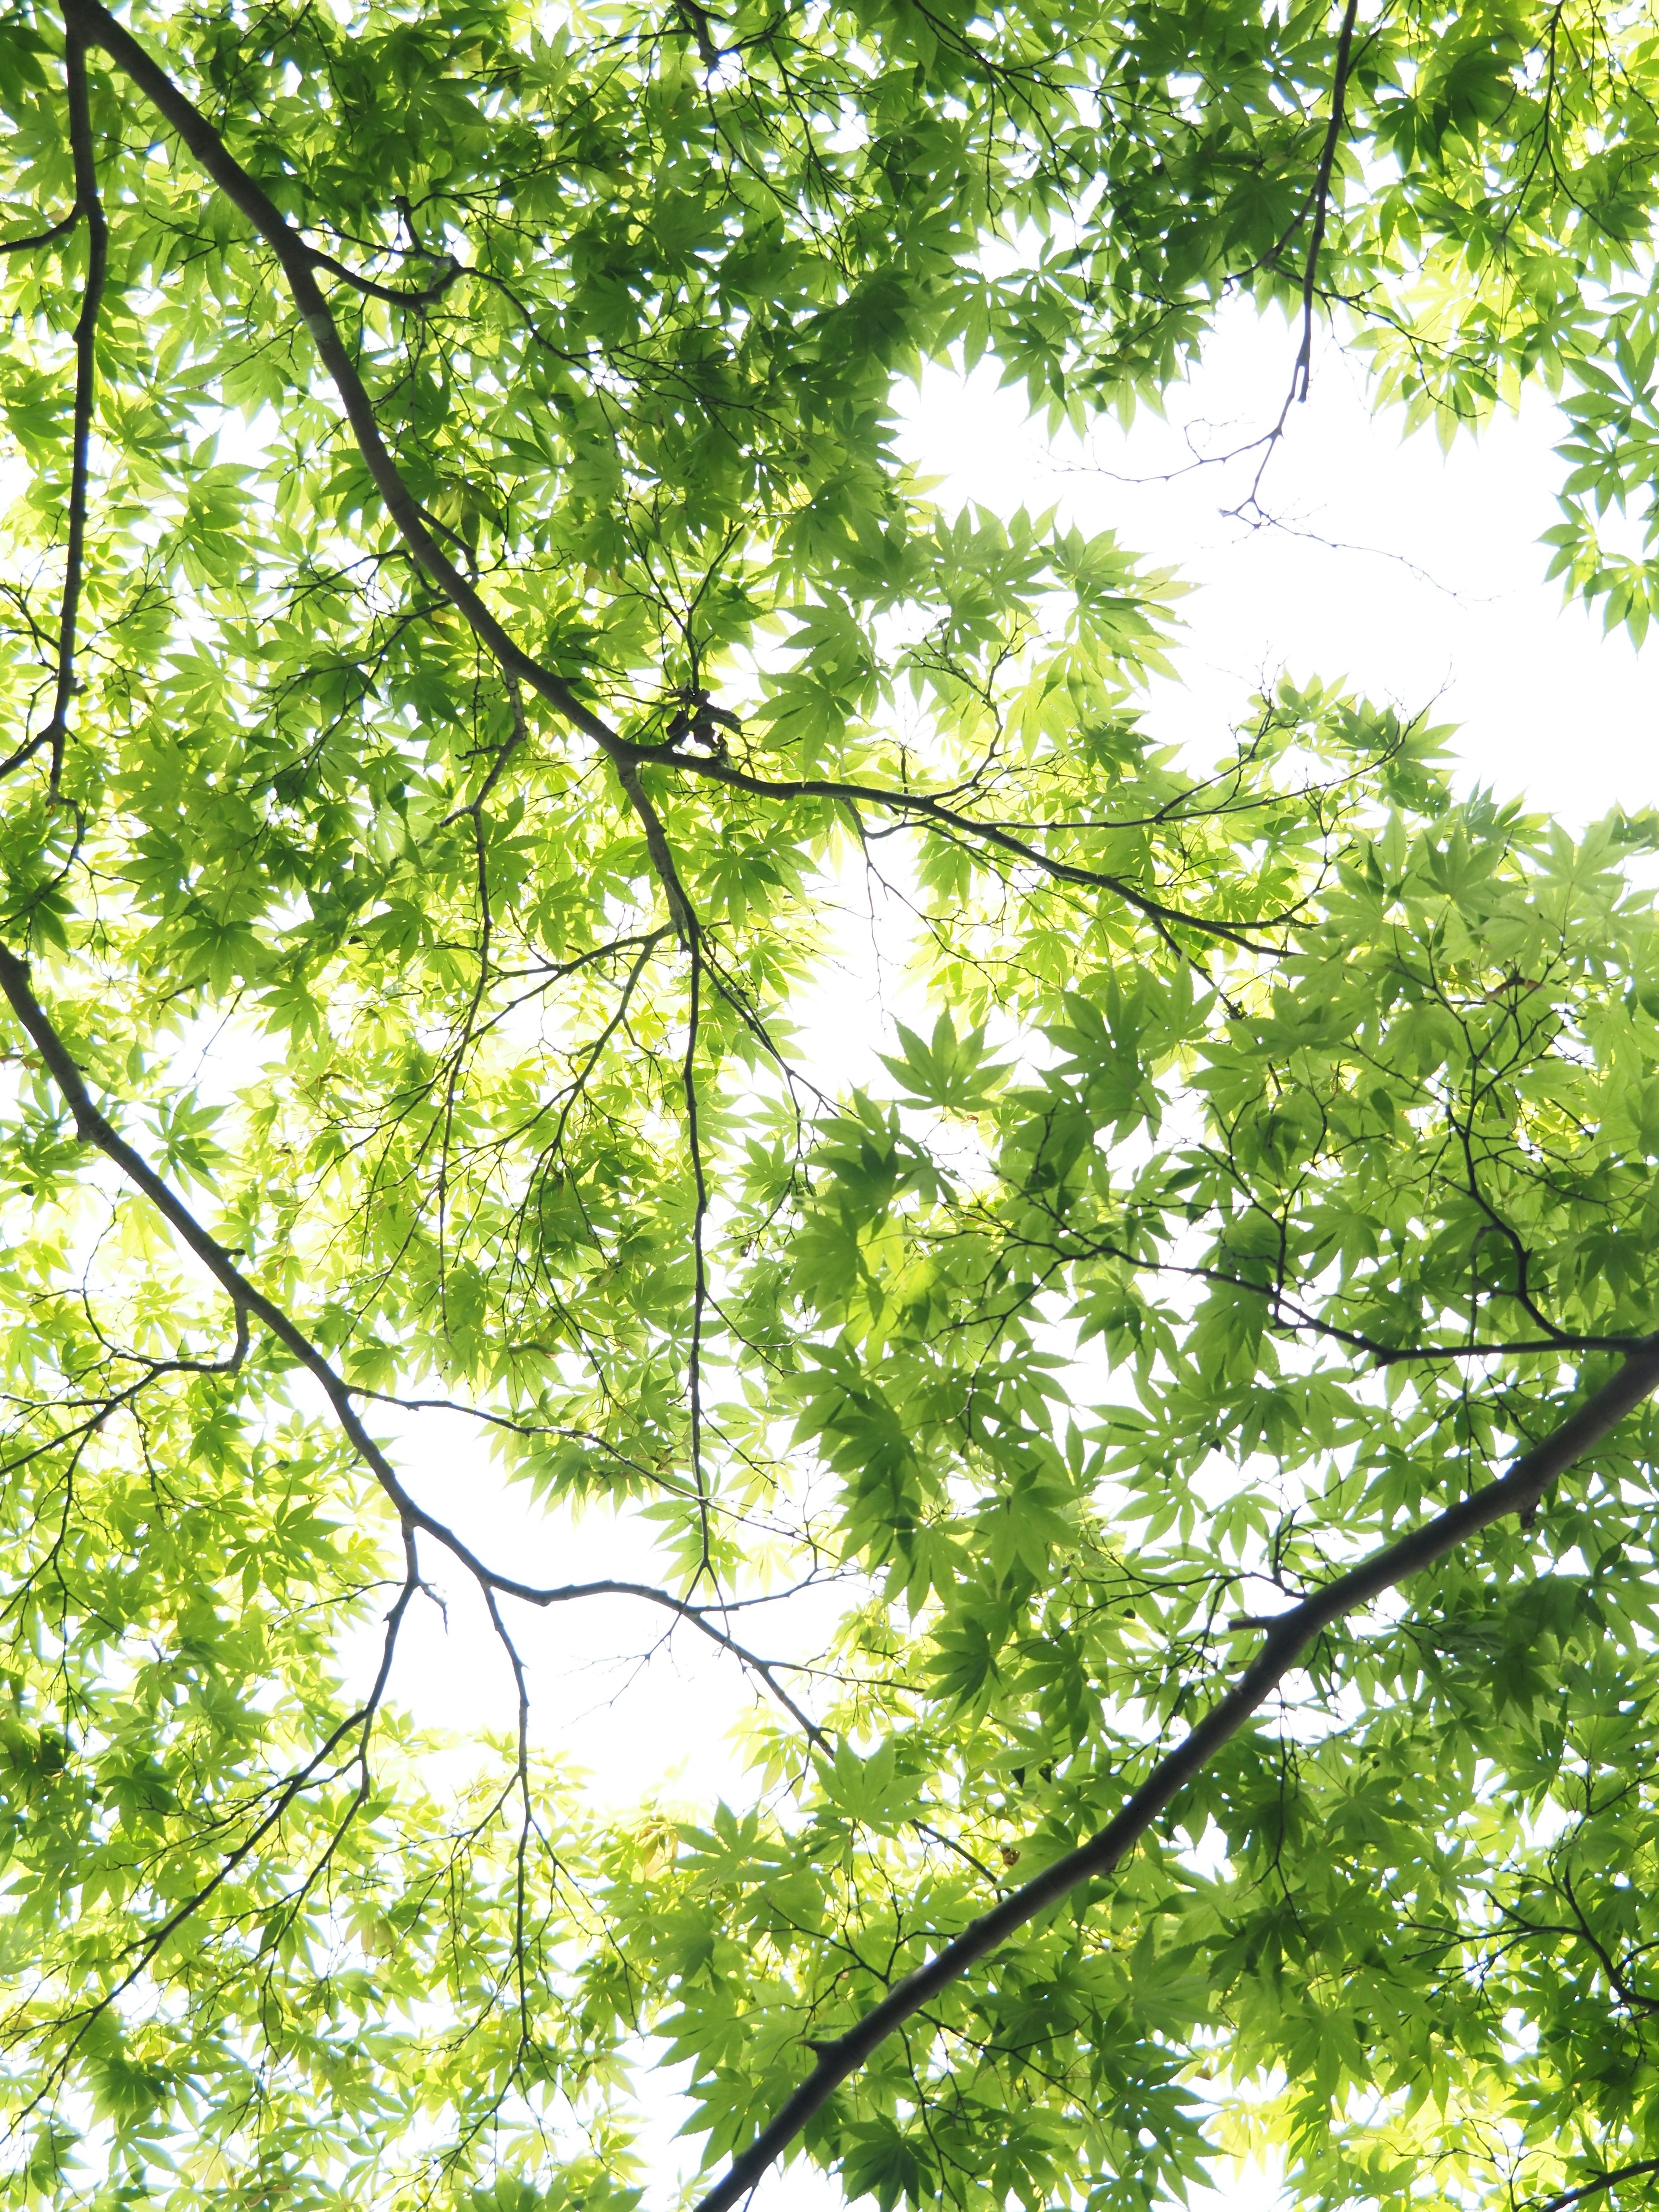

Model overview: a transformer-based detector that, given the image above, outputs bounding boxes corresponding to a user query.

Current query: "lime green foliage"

[3,0,1659,2210]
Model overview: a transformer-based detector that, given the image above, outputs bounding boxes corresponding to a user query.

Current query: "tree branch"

[1532,2161,1659,2212]
[0,204,80,253]
[1295,0,1360,402]
[46,26,108,798]
[304,241,464,310]
[0,943,824,1745]
[687,1335,1659,2212]
[61,0,1300,959]
[1228,0,1363,520]
[607,748,1290,950]
[60,0,616,750]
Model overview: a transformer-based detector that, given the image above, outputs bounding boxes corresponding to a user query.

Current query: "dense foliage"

[6,1,1659,2210]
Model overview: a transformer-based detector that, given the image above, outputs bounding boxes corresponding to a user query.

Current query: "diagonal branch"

[1532,2162,1659,2212]
[304,241,464,310]
[613,756,698,943]
[61,0,614,747]
[60,0,1300,958]
[12,1525,423,2122]
[1229,0,1362,521]
[609,749,1316,950]
[0,204,81,253]
[686,1333,1659,2212]
[0,943,824,1745]
[45,27,108,798]
[1294,0,1360,403]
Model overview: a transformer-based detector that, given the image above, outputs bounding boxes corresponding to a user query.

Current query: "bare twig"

[19,1530,423,2113]
[1230,0,1363,520]
[1294,0,1360,404]
[478,1576,537,2054]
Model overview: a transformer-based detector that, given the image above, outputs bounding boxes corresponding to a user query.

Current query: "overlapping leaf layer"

[4,1,1659,2209]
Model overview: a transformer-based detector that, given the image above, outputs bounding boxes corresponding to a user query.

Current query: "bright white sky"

[896,299,1654,830]
[358,298,1654,2212]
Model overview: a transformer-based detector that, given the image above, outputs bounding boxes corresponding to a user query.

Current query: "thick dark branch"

[0,945,823,1744]
[1295,0,1360,401]
[0,204,80,252]
[688,1335,1659,2212]
[61,0,617,753]
[1532,2161,1659,2212]
[63,0,1295,960]
[48,29,108,797]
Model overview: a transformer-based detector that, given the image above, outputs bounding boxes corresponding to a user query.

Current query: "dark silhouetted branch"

[687,1333,1659,2212]
[0,943,824,1745]
[47,28,108,797]
[62,0,1303,958]
[0,204,80,253]
[1532,2161,1659,2212]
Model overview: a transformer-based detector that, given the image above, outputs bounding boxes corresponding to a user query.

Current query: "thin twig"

[1229,0,1363,520]
[1294,0,1361,404]
[682,921,714,1588]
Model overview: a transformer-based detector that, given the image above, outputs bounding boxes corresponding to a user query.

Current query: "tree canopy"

[6,1,1659,2210]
